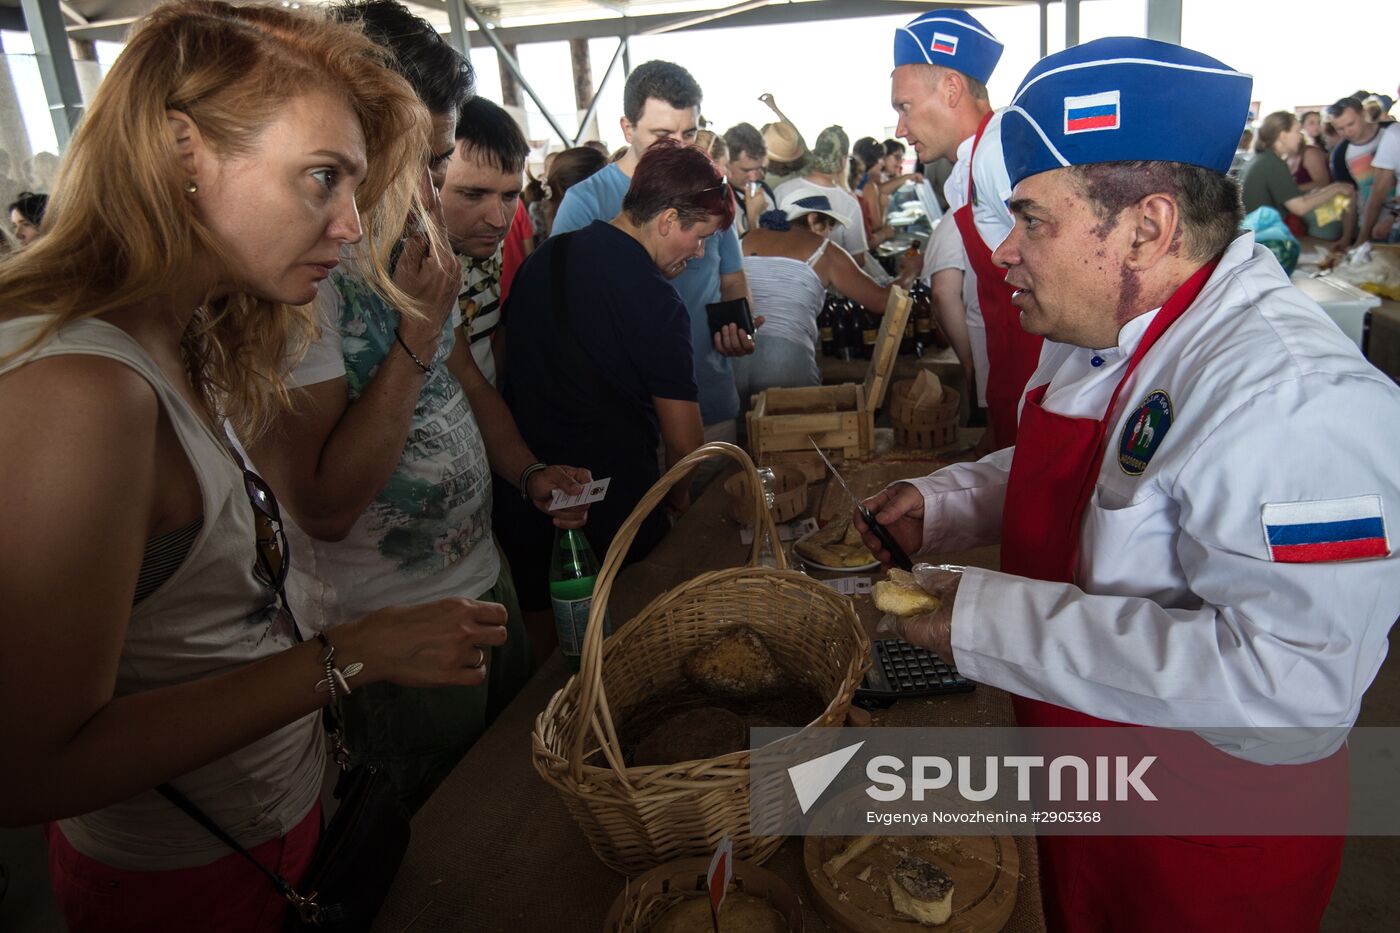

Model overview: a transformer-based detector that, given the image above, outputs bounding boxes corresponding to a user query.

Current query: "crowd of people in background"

[1236,91,1399,248]
[2,0,1398,929]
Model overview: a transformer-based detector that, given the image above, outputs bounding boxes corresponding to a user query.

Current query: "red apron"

[952,113,1044,450]
[999,261,1345,931]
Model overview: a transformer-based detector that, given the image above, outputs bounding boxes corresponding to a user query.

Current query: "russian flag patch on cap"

[1262,495,1390,563]
[1064,91,1121,134]
[931,32,958,56]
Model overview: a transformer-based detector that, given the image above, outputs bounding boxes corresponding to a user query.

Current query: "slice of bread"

[889,855,954,925]
[872,569,941,617]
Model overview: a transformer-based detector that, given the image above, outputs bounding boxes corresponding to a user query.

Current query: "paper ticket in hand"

[549,478,610,511]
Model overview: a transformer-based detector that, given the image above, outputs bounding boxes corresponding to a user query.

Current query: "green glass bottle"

[549,528,611,671]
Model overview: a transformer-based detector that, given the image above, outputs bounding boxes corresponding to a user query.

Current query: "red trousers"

[46,802,320,933]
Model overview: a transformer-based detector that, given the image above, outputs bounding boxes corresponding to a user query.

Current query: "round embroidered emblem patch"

[1118,389,1172,476]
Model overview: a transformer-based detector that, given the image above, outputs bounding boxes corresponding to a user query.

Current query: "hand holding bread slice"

[871,564,963,662]
[872,567,943,617]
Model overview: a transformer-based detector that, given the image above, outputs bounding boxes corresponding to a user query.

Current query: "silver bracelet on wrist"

[313,631,363,698]
[518,462,548,500]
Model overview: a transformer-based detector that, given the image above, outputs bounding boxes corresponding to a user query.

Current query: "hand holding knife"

[808,438,915,571]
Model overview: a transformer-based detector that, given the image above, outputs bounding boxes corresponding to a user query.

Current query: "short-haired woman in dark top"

[495,140,728,621]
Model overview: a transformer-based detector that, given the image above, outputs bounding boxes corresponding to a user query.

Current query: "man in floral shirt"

[250,0,589,812]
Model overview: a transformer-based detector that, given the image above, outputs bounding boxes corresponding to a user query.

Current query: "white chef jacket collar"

[1088,306,1159,364]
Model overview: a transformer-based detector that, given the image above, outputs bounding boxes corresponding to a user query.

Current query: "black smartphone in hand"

[705,297,755,336]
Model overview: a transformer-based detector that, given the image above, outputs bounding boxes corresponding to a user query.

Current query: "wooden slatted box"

[746,286,911,462]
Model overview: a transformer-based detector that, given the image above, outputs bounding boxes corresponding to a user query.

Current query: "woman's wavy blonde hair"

[0,0,430,440]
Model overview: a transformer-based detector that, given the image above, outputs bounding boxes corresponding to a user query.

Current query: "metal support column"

[19,0,85,148]
[622,37,632,77]
[498,43,523,109]
[569,37,596,142]
[446,0,468,57]
[1145,0,1183,44]
[0,30,35,165]
[461,0,573,146]
[1064,0,1080,48]
[573,40,626,145]
[1038,0,1048,58]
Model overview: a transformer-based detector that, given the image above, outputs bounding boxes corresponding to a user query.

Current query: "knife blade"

[808,438,913,571]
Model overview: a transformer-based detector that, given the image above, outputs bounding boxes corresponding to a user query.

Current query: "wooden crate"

[746,286,913,462]
[747,383,872,460]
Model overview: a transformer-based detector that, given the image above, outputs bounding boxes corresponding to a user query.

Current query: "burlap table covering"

[371,458,1045,933]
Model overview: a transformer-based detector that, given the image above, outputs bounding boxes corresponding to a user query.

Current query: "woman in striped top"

[733,183,920,408]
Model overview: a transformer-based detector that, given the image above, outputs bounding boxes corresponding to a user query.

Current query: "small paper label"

[822,577,873,596]
[740,516,818,545]
[549,477,610,511]
[708,836,734,918]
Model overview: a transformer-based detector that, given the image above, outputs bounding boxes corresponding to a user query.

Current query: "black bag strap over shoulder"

[548,231,654,442]
[155,436,401,930]
[155,783,317,913]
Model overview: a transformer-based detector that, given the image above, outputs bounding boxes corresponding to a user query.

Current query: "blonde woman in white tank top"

[0,5,512,930]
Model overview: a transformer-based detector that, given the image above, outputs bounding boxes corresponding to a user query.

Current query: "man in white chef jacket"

[892,10,1036,450]
[858,37,1400,933]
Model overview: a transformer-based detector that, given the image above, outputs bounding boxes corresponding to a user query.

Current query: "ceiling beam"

[474,0,1028,47]
[583,0,629,13]
[60,0,1034,45]
[58,2,88,25]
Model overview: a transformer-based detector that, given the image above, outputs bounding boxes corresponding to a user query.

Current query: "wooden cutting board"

[803,832,1018,933]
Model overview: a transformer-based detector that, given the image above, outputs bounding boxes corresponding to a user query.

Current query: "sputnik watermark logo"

[865,754,1157,803]
[787,741,865,814]
[784,740,1157,814]
[751,727,1386,837]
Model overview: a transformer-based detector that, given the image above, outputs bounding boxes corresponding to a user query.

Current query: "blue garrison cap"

[1000,37,1252,188]
[893,10,1004,84]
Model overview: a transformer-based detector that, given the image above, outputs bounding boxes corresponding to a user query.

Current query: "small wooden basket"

[603,857,804,932]
[723,465,808,526]
[890,380,960,451]
[532,443,869,875]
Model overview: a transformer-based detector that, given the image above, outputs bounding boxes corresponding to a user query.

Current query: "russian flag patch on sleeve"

[1262,495,1390,563]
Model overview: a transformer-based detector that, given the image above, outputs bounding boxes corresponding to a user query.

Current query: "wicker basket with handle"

[531,442,870,875]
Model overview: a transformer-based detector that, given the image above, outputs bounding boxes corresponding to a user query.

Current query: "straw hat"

[762,121,805,163]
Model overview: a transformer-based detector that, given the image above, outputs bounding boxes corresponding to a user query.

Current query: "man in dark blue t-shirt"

[497,140,736,616]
